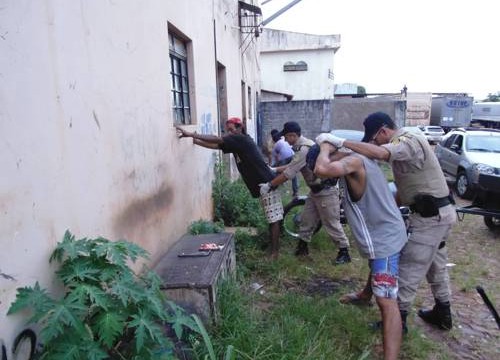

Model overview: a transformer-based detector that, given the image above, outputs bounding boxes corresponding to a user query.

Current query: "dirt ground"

[410,196,500,360]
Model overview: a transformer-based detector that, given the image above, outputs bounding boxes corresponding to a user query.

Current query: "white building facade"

[0,0,262,349]
[260,28,340,101]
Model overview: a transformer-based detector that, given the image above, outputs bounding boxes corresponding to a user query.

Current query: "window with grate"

[169,32,191,124]
[283,60,308,72]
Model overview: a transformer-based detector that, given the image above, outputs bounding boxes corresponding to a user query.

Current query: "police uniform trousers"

[298,186,349,248]
[398,204,456,312]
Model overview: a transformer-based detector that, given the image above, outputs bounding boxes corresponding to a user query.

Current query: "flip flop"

[339,292,373,306]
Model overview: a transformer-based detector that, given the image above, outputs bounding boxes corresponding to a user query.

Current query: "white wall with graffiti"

[0,0,261,353]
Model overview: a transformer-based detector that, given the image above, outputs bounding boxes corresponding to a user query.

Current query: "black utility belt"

[309,184,329,193]
[410,194,451,218]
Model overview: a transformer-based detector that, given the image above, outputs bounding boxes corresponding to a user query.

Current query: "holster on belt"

[309,184,326,194]
[309,178,338,194]
[410,194,451,218]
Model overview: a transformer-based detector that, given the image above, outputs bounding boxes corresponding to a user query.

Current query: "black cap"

[361,112,396,142]
[270,129,280,142]
[278,121,301,137]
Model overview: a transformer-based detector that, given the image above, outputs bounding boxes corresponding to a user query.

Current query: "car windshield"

[466,135,500,152]
[427,126,443,132]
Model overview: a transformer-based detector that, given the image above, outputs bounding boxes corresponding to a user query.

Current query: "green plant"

[8,231,199,360]
[212,161,265,227]
[188,219,224,235]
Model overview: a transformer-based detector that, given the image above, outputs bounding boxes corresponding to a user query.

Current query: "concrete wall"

[260,100,333,141]
[260,29,340,101]
[405,92,432,126]
[332,97,406,130]
[259,97,406,145]
[0,0,260,349]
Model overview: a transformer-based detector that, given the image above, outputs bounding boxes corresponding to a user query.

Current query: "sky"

[260,0,500,101]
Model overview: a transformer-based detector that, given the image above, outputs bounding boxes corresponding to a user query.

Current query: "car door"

[437,134,459,176]
[446,134,464,177]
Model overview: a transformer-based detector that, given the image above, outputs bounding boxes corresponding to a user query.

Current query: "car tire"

[456,171,474,199]
[484,216,500,232]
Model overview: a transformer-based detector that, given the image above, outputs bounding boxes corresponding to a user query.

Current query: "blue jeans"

[369,252,400,299]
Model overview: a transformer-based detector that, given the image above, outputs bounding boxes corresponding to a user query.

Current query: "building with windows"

[0,0,262,346]
[260,28,340,101]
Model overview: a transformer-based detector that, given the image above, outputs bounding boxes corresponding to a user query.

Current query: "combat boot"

[400,310,408,334]
[335,248,351,265]
[418,299,452,330]
[294,240,309,256]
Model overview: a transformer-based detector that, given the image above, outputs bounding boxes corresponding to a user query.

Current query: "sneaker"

[335,248,351,264]
[294,240,309,256]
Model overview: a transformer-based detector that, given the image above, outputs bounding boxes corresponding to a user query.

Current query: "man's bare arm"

[314,143,361,178]
[342,140,391,161]
[194,139,219,149]
[176,126,224,144]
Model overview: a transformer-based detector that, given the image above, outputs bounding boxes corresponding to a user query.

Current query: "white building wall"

[260,29,340,101]
[261,49,335,100]
[0,0,260,349]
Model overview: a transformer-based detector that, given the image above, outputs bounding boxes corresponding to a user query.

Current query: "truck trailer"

[430,94,474,131]
[471,102,500,129]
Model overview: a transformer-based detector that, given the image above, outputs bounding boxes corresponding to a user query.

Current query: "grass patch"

[201,164,455,359]
[200,227,446,360]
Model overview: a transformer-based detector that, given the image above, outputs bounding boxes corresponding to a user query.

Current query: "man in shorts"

[318,112,456,331]
[176,117,283,258]
[312,138,408,360]
[260,122,351,263]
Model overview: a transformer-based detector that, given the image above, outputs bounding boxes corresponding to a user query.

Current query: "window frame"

[169,31,192,125]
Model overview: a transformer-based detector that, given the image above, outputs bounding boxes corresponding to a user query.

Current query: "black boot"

[370,310,408,334]
[400,310,408,334]
[418,299,452,330]
[295,240,309,256]
[335,248,351,265]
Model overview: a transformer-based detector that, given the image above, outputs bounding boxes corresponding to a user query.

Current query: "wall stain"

[113,184,173,238]
[0,271,16,281]
[92,110,101,130]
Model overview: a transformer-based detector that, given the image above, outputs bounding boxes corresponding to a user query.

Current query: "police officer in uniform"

[317,112,456,331]
[259,121,351,264]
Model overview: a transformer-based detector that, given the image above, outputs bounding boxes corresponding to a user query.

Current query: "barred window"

[283,60,308,72]
[169,32,191,124]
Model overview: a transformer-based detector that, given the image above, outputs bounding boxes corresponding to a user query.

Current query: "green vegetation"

[212,161,266,228]
[200,174,448,360]
[8,231,207,360]
[189,219,224,235]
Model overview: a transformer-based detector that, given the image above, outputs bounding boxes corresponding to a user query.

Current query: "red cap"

[226,117,243,125]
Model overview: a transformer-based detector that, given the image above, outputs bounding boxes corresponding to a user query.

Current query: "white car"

[418,125,445,144]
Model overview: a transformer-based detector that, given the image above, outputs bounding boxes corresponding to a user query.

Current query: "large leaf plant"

[8,231,199,360]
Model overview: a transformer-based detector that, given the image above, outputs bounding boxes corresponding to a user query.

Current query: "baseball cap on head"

[271,129,280,142]
[278,121,301,137]
[361,112,396,142]
[226,117,243,126]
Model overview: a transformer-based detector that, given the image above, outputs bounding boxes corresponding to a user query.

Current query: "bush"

[212,162,265,227]
[188,219,224,235]
[8,231,200,360]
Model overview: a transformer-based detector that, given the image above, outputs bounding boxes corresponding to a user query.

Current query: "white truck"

[430,94,474,131]
[471,102,500,129]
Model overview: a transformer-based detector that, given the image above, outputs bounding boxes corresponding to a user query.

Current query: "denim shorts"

[369,252,400,299]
